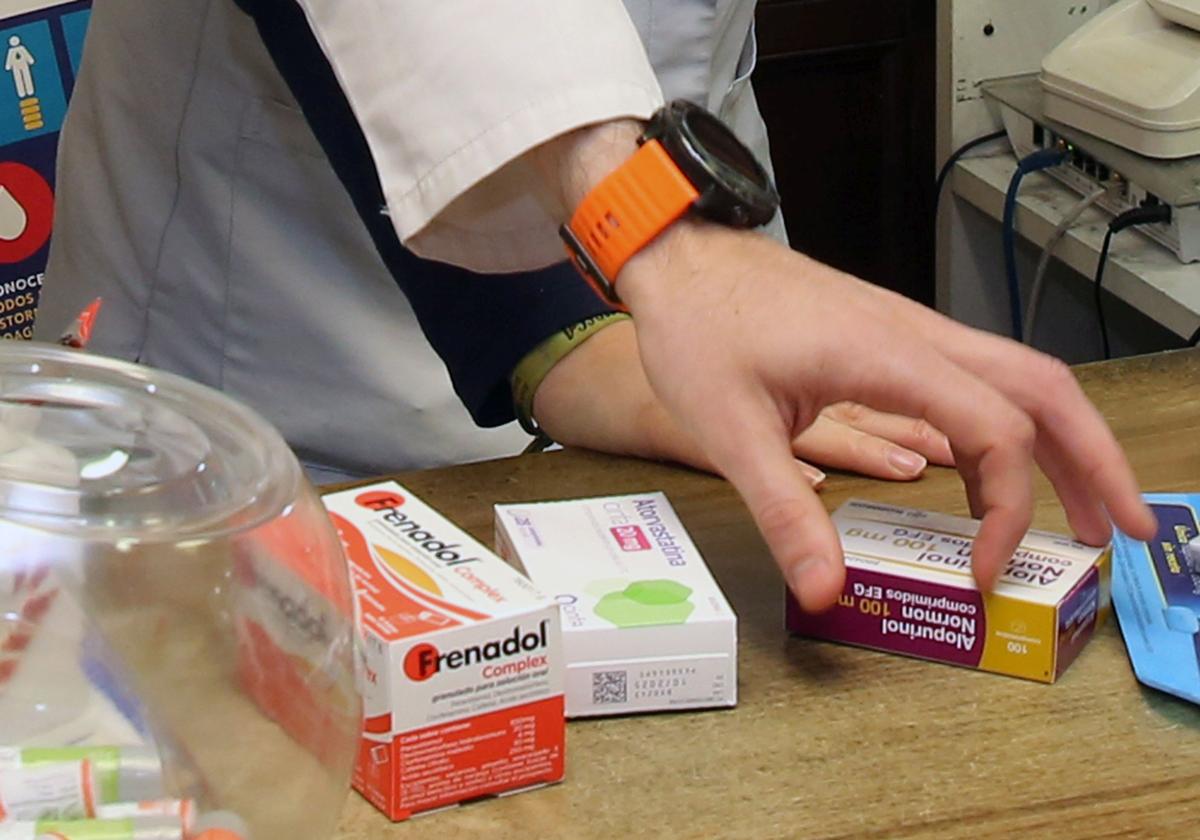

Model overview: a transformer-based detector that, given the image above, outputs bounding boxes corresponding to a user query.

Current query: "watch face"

[649,100,779,228]
[683,107,765,183]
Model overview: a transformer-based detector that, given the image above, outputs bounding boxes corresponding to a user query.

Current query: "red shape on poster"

[0,162,52,264]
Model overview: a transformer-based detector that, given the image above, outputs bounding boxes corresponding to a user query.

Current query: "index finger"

[841,367,1036,592]
[856,281,1155,542]
[794,324,1041,592]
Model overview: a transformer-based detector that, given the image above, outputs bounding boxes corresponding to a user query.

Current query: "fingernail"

[886,448,927,477]
[801,464,827,487]
[786,556,828,601]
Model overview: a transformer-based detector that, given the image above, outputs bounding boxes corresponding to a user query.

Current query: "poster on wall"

[0,0,89,340]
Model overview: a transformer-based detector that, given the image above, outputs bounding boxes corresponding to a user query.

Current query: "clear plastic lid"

[0,342,301,542]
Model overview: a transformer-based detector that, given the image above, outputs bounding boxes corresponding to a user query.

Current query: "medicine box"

[786,499,1111,683]
[324,482,565,819]
[1111,493,1200,705]
[494,493,736,717]
[251,481,563,821]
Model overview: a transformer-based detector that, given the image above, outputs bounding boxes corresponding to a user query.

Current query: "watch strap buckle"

[559,223,625,308]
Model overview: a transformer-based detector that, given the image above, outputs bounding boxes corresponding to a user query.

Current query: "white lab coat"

[34,0,779,481]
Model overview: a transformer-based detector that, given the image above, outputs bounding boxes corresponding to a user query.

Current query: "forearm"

[530,320,712,469]
[526,123,756,461]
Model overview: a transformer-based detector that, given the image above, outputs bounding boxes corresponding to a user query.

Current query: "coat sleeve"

[293,0,664,271]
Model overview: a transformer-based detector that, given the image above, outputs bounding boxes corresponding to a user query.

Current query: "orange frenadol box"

[235,481,564,821]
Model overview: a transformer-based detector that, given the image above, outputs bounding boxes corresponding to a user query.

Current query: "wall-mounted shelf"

[952,153,1200,340]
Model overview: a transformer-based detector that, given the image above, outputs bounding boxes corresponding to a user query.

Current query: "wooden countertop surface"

[332,350,1200,839]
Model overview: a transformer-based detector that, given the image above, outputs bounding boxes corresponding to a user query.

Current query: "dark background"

[753,0,936,305]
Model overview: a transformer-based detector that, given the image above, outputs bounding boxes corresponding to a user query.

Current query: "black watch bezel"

[640,99,780,228]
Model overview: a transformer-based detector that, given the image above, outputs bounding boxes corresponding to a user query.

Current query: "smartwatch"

[560,99,780,304]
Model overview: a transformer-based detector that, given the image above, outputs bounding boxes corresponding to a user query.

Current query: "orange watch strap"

[564,139,700,294]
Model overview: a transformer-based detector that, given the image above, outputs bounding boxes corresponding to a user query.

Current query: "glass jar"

[0,344,359,840]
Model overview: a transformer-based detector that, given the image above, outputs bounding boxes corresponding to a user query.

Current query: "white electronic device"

[1041,0,1200,159]
[987,75,1200,262]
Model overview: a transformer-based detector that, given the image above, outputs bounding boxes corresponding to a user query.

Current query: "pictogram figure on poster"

[5,35,34,99]
[4,35,42,131]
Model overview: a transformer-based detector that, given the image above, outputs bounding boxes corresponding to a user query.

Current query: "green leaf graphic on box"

[594,579,694,627]
[626,579,692,605]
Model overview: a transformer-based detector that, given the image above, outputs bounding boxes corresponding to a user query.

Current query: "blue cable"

[1003,148,1065,341]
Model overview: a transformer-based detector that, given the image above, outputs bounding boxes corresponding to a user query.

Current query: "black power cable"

[1095,204,1173,359]
[933,130,1007,220]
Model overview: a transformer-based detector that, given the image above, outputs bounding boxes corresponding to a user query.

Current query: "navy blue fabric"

[233,0,617,427]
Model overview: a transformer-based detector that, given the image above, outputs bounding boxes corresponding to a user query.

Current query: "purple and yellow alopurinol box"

[786,500,1111,682]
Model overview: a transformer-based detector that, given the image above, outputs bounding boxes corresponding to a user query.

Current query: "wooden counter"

[333,350,1200,839]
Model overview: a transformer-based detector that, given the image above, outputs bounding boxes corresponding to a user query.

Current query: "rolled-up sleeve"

[293,0,664,271]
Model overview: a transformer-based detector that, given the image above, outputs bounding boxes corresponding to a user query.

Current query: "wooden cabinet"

[753,0,936,304]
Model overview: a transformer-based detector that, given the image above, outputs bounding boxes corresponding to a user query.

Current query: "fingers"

[796,460,828,488]
[854,282,1154,542]
[1033,438,1112,546]
[936,332,1153,541]
[696,394,846,613]
[791,413,930,481]
[820,402,955,466]
[957,441,1035,590]
[816,326,1038,592]
[946,431,1035,591]
[1006,356,1153,541]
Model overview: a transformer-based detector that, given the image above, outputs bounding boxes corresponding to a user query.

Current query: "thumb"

[701,402,845,612]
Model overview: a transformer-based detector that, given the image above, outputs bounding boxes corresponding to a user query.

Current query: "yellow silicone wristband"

[510,312,632,436]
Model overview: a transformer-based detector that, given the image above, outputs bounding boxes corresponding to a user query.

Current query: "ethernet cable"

[1002,148,1066,341]
[1024,187,1106,347]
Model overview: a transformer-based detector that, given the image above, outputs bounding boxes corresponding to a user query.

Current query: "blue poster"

[0,1,91,340]
[0,20,67,144]
[60,8,89,75]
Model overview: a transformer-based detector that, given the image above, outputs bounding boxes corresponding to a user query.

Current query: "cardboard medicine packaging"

[321,482,565,820]
[787,499,1111,682]
[494,492,736,717]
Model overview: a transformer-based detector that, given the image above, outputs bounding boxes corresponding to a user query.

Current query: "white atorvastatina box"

[494,493,737,717]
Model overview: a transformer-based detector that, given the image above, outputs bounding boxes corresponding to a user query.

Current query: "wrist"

[531,319,712,470]
[616,217,716,314]
[532,119,644,221]
[547,102,778,312]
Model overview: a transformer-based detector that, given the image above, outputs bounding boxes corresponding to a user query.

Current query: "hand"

[617,219,1155,611]
[533,122,1156,614]
[534,322,954,486]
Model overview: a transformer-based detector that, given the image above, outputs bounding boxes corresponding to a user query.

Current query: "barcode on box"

[592,670,627,705]
[495,492,738,717]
